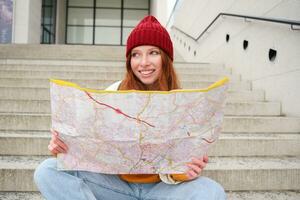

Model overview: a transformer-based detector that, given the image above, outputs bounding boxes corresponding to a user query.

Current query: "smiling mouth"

[139,69,155,76]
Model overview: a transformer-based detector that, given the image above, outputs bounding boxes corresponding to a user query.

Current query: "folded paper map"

[50,78,229,174]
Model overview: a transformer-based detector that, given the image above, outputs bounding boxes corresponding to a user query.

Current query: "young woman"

[34,15,226,200]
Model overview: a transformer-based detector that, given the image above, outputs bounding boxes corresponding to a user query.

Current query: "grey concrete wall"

[56,0,66,44]
[28,0,42,43]
[171,0,300,117]
[12,0,29,43]
[12,0,41,44]
[151,0,177,27]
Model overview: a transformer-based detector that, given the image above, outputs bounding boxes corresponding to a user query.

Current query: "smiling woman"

[34,15,226,200]
[130,46,163,86]
[118,16,181,91]
[120,45,180,91]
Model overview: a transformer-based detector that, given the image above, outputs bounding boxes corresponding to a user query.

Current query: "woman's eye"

[131,53,139,57]
[150,50,159,55]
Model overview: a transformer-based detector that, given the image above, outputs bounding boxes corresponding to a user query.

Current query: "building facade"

[3,0,156,45]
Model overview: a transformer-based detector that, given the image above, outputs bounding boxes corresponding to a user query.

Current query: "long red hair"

[119,49,181,91]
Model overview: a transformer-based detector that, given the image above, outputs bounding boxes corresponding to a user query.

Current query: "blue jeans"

[34,158,226,200]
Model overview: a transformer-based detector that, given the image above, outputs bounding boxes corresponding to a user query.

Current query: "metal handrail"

[166,0,180,28]
[172,12,300,41]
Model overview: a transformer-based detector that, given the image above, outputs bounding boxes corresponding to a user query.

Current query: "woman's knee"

[34,158,57,186]
[193,176,226,199]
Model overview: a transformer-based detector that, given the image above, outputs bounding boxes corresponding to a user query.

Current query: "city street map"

[50,78,228,174]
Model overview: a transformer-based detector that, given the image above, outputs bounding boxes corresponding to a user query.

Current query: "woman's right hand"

[48,129,68,156]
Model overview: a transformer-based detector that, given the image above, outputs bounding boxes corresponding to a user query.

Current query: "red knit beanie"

[126,15,173,60]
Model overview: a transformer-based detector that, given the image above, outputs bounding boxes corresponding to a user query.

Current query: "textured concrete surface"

[0,78,250,91]
[1,191,300,200]
[1,132,300,157]
[0,70,240,82]
[0,51,299,196]
[227,191,300,200]
[0,62,228,74]
[0,191,300,200]
[1,113,300,132]
[0,192,44,200]
[0,86,265,101]
[0,44,126,61]
[0,99,280,115]
[0,156,299,191]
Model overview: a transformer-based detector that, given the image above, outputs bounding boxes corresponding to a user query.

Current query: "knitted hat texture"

[126,15,173,60]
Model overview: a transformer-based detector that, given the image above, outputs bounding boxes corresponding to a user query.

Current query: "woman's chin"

[139,77,156,85]
[141,81,155,86]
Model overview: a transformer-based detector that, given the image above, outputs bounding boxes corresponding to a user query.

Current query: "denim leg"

[141,176,226,200]
[34,158,97,200]
[34,158,138,200]
[77,171,138,200]
[34,158,225,200]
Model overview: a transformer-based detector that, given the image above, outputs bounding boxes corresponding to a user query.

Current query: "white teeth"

[140,70,154,75]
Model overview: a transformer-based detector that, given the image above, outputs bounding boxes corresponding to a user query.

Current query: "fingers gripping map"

[50,78,229,174]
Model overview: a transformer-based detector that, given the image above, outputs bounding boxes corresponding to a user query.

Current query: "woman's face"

[130,45,162,86]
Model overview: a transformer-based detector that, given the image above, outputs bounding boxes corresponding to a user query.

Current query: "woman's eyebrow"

[148,48,160,51]
[131,50,141,53]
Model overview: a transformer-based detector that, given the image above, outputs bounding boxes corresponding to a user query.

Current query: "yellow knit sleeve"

[170,174,189,182]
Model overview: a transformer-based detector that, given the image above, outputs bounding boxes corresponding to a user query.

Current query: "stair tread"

[0,69,231,75]
[0,192,44,200]
[0,85,258,91]
[0,79,244,85]
[0,112,296,119]
[227,191,300,200]
[0,191,299,200]
[0,155,299,170]
[0,99,274,104]
[0,99,282,116]
[0,45,298,192]
[1,131,299,139]
[0,59,224,68]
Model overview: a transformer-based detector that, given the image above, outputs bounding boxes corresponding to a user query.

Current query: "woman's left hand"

[185,155,209,180]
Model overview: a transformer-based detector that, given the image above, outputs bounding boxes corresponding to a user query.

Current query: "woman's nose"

[140,54,150,66]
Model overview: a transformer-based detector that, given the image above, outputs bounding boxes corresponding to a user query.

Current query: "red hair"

[119,50,181,91]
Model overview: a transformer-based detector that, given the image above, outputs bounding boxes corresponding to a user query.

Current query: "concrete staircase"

[0,44,299,199]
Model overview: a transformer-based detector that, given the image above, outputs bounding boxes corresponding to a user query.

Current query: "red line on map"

[84,91,155,128]
[202,138,215,144]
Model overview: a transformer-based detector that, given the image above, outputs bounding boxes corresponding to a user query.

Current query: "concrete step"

[0,100,50,113]
[1,131,299,157]
[0,87,264,101]
[0,59,226,70]
[223,116,300,133]
[0,62,231,74]
[0,192,44,200]
[0,44,185,63]
[206,156,300,191]
[226,191,300,200]
[0,155,299,191]
[0,113,299,132]
[0,44,126,61]
[0,99,281,116]
[210,133,300,156]
[0,78,251,91]
[0,191,299,200]
[0,155,48,192]
[0,70,240,82]
[224,101,280,116]
[0,131,50,156]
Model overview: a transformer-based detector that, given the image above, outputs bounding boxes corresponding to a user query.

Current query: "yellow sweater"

[119,174,189,183]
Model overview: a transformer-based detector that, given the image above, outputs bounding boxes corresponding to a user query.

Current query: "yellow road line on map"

[137,93,151,118]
